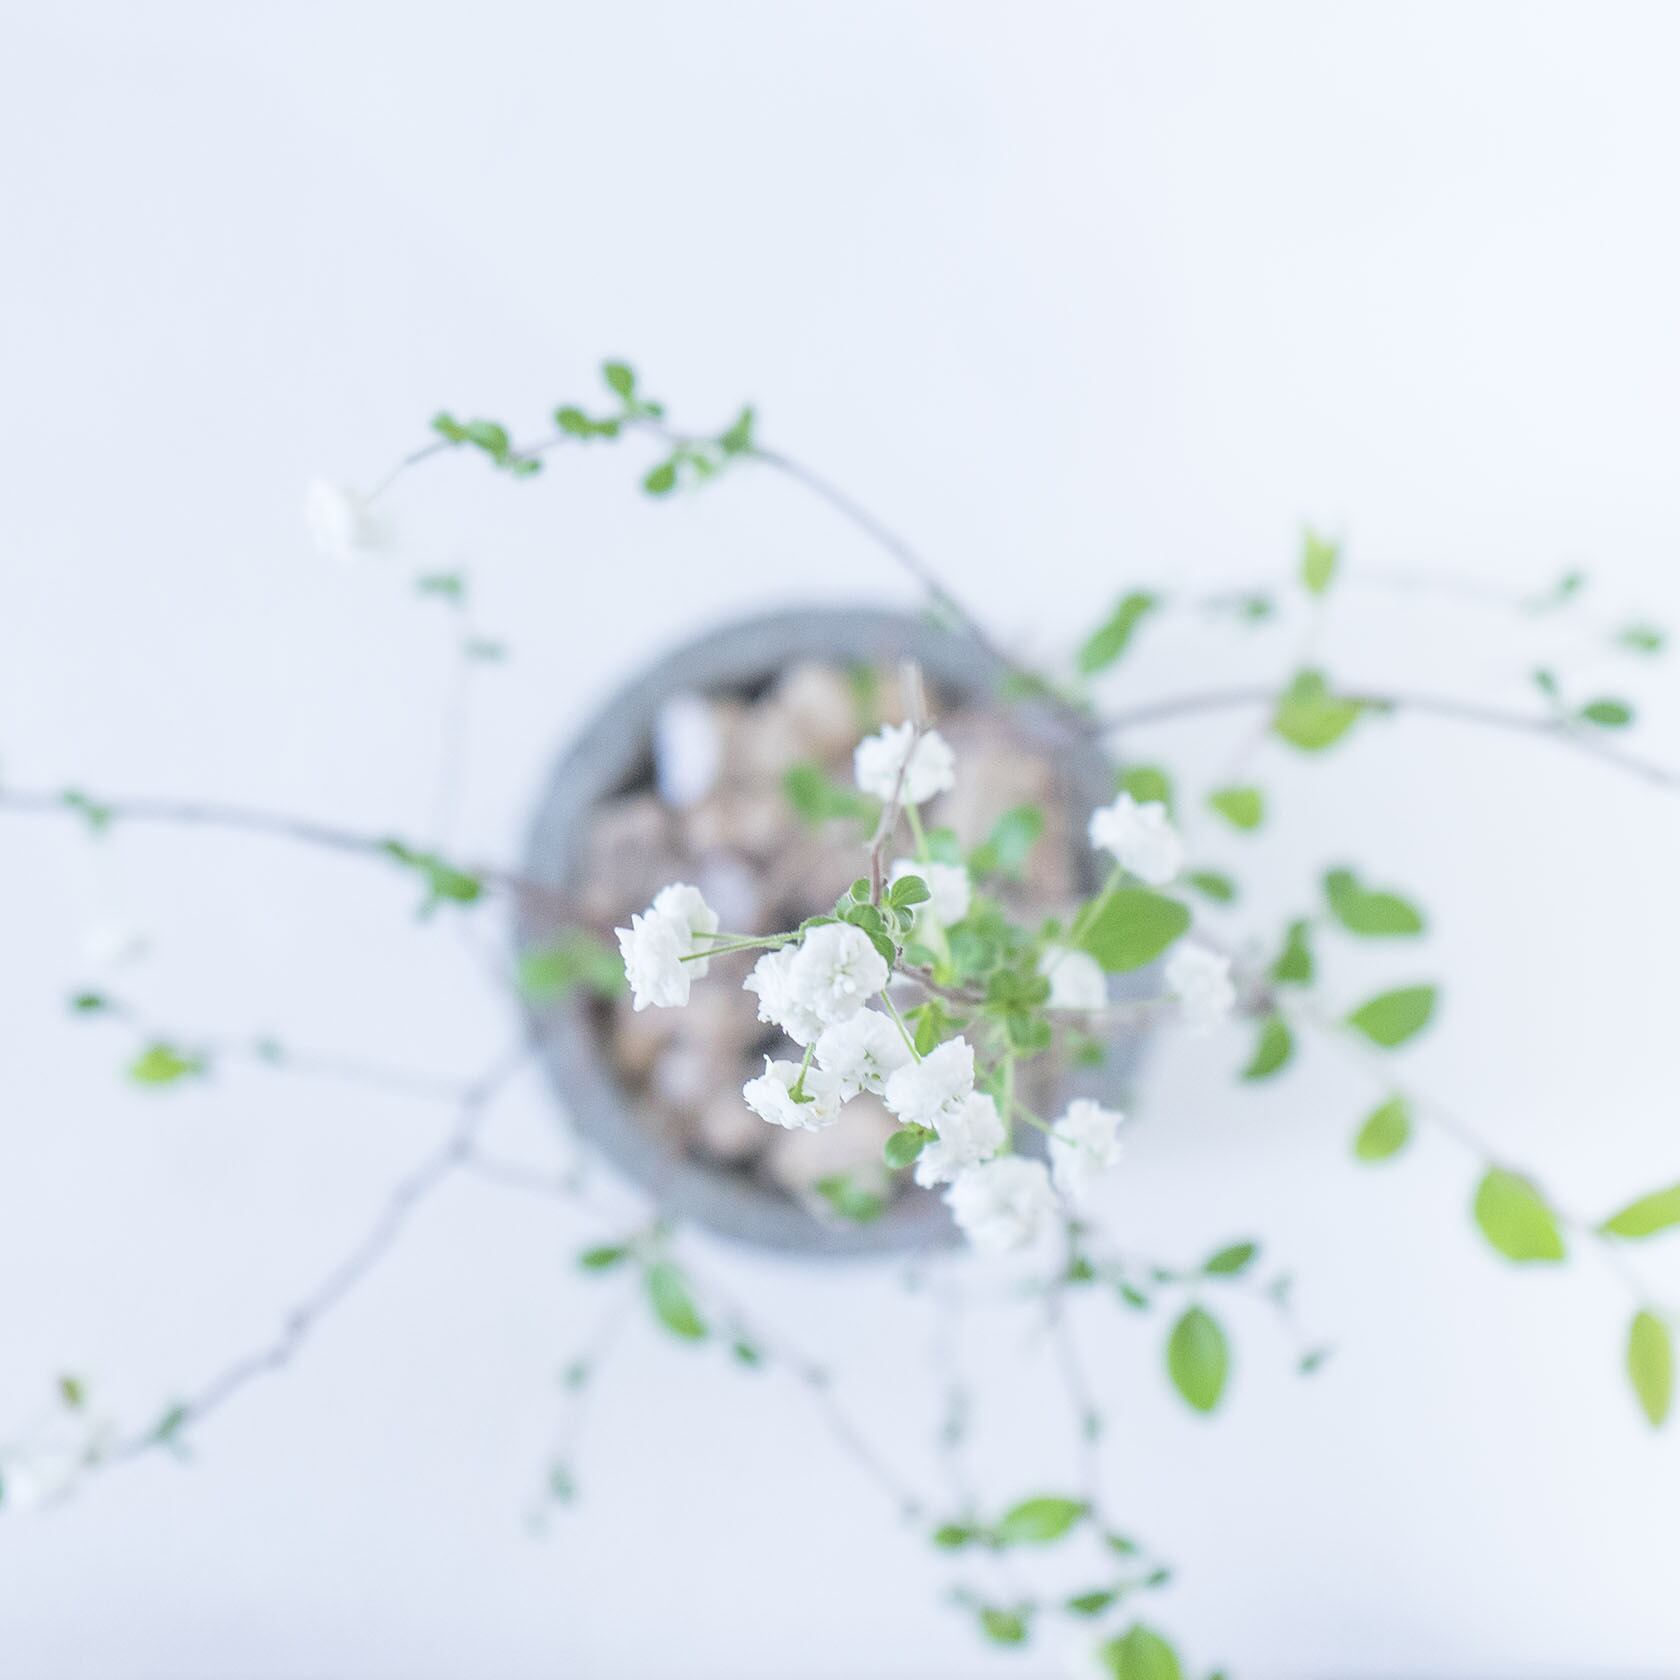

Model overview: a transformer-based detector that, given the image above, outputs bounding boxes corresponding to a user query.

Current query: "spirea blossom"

[614,883,719,1011]
[743,946,826,1047]
[813,1009,913,1100]
[944,1156,1058,1253]
[913,1091,1006,1187]
[742,1057,844,1131]
[1048,1098,1125,1200]
[1087,792,1184,885]
[1165,943,1236,1033]
[854,723,957,805]
[304,479,386,564]
[882,1036,975,1128]
[1037,945,1108,1012]
[890,858,971,925]
[787,923,890,1026]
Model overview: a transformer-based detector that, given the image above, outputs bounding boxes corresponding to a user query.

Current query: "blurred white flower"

[787,923,889,1026]
[614,883,718,1011]
[814,1009,913,1101]
[1087,792,1183,885]
[1165,943,1236,1033]
[742,1057,843,1131]
[913,1091,1006,1187]
[304,478,386,564]
[1048,1098,1125,1199]
[653,692,723,809]
[890,857,971,925]
[1037,945,1107,1011]
[853,723,956,805]
[743,946,826,1047]
[945,1156,1058,1252]
[882,1036,974,1127]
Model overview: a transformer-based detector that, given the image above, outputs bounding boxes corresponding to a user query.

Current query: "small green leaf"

[1346,985,1437,1048]
[884,1126,932,1169]
[1600,1184,1680,1240]
[1579,698,1634,728]
[1066,1589,1119,1617]
[601,361,637,399]
[1241,1014,1293,1081]
[1473,1169,1566,1264]
[415,571,466,602]
[1273,669,1364,753]
[1118,765,1174,813]
[1323,868,1425,937]
[1186,870,1236,904]
[978,1607,1030,1646]
[888,873,930,909]
[1616,624,1665,655]
[968,805,1044,878]
[813,1174,886,1225]
[578,1244,629,1272]
[1078,889,1191,973]
[644,1262,707,1340]
[69,991,110,1014]
[1628,1310,1673,1427]
[783,762,876,826]
[518,933,624,1003]
[1203,1241,1258,1277]
[717,406,756,456]
[1206,786,1264,831]
[995,1495,1087,1545]
[129,1042,206,1087]
[62,789,114,834]
[642,458,678,496]
[1079,592,1159,675]
[1353,1096,1412,1162]
[1269,919,1314,986]
[58,1374,86,1410]
[932,1522,977,1550]
[1301,528,1340,596]
[1100,1624,1185,1680]
[1166,1306,1229,1413]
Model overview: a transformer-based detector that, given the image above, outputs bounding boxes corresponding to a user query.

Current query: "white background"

[3,4,1679,1677]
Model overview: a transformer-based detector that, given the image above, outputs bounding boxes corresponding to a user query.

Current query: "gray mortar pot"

[515,606,1151,1256]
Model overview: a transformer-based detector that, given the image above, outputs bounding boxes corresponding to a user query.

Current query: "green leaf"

[1118,764,1174,813]
[644,1262,707,1340]
[1241,1014,1293,1081]
[642,459,678,496]
[1203,1241,1258,1277]
[968,805,1043,878]
[1353,1096,1412,1162]
[783,762,876,826]
[932,1522,977,1550]
[62,789,114,834]
[813,1174,886,1225]
[1165,1306,1229,1413]
[1066,1589,1119,1617]
[518,933,624,1003]
[1206,786,1264,831]
[578,1244,630,1272]
[1346,985,1437,1048]
[380,840,484,911]
[1269,919,1314,986]
[1100,1624,1185,1680]
[887,873,931,909]
[129,1042,206,1087]
[717,406,756,456]
[1628,1310,1673,1427]
[978,1607,1030,1646]
[1301,527,1340,596]
[884,1126,932,1169]
[1078,889,1191,973]
[1272,669,1364,753]
[1473,1169,1566,1264]
[1579,697,1634,728]
[1616,623,1666,655]
[1186,870,1236,904]
[995,1495,1088,1545]
[69,991,110,1014]
[415,571,466,602]
[1600,1184,1680,1240]
[1323,868,1425,937]
[601,361,637,399]
[1079,592,1159,675]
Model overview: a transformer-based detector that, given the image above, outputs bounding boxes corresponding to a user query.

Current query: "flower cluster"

[615,721,1237,1248]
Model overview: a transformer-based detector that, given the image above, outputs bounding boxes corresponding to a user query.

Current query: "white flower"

[742,1057,843,1131]
[614,883,718,1011]
[304,478,386,563]
[1037,945,1107,1011]
[1165,943,1236,1033]
[890,858,971,925]
[913,1091,1006,1187]
[854,723,957,805]
[1087,792,1184,885]
[1048,1098,1126,1199]
[944,1156,1058,1253]
[787,923,890,1026]
[813,1009,912,1100]
[882,1036,974,1127]
[743,946,826,1047]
